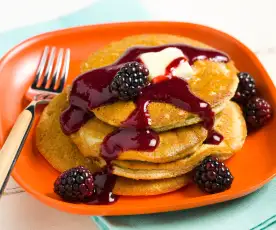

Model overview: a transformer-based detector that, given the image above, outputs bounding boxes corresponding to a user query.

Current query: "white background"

[0,0,276,229]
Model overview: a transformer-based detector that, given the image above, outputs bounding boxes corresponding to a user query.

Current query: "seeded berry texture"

[110,62,149,100]
[244,96,272,130]
[194,156,233,194]
[54,166,94,202]
[233,72,256,104]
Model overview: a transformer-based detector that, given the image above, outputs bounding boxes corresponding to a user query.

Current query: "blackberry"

[244,96,272,130]
[54,166,94,202]
[194,156,233,194]
[233,72,256,104]
[110,61,149,100]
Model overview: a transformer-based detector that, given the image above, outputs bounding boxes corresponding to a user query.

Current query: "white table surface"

[0,0,276,229]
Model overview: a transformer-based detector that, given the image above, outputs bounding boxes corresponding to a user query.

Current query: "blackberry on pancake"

[110,62,149,100]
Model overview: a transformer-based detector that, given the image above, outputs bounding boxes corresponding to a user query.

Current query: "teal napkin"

[93,179,276,230]
[1,1,275,229]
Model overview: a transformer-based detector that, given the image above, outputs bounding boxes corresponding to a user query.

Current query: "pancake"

[36,91,100,173]
[112,101,247,180]
[81,34,239,131]
[36,92,190,195]
[113,176,189,196]
[71,118,207,164]
[70,101,246,179]
[70,100,246,178]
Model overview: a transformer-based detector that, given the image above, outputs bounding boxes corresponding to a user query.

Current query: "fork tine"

[57,48,70,92]
[31,47,49,88]
[49,48,64,90]
[40,47,56,88]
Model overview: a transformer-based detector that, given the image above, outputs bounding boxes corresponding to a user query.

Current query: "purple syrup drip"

[87,168,118,205]
[101,128,159,161]
[60,106,93,135]
[122,77,215,131]
[204,130,224,145]
[59,44,229,204]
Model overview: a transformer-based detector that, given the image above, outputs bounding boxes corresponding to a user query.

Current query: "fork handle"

[0,102,35,197]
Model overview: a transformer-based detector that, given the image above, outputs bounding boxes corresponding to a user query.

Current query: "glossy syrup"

[84,128,159,205]
[60,44,229,204]
[86,168,118,205]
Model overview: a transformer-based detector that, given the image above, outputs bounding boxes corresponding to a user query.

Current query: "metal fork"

[0,47,70,196]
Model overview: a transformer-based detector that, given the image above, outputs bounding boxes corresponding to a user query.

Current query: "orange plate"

[0,22,275,216]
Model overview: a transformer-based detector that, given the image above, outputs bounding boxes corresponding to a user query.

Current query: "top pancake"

[81,34,239,131]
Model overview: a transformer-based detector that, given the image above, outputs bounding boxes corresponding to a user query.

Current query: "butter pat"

[139,47,194,81]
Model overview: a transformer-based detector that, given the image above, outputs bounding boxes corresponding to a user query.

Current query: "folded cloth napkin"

[0,0,275,229]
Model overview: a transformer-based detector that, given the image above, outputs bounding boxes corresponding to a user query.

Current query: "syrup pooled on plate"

[86,167,118,205]
[60,44,229,204]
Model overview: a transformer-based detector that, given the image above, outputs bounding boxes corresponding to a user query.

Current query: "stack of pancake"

[36,34,247,196]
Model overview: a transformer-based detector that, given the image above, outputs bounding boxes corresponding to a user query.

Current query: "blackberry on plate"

[54,166,94,202]
[110,61,149,100]
[194,156,233,194]
[244,96,272,130]
[233,72,256,104]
